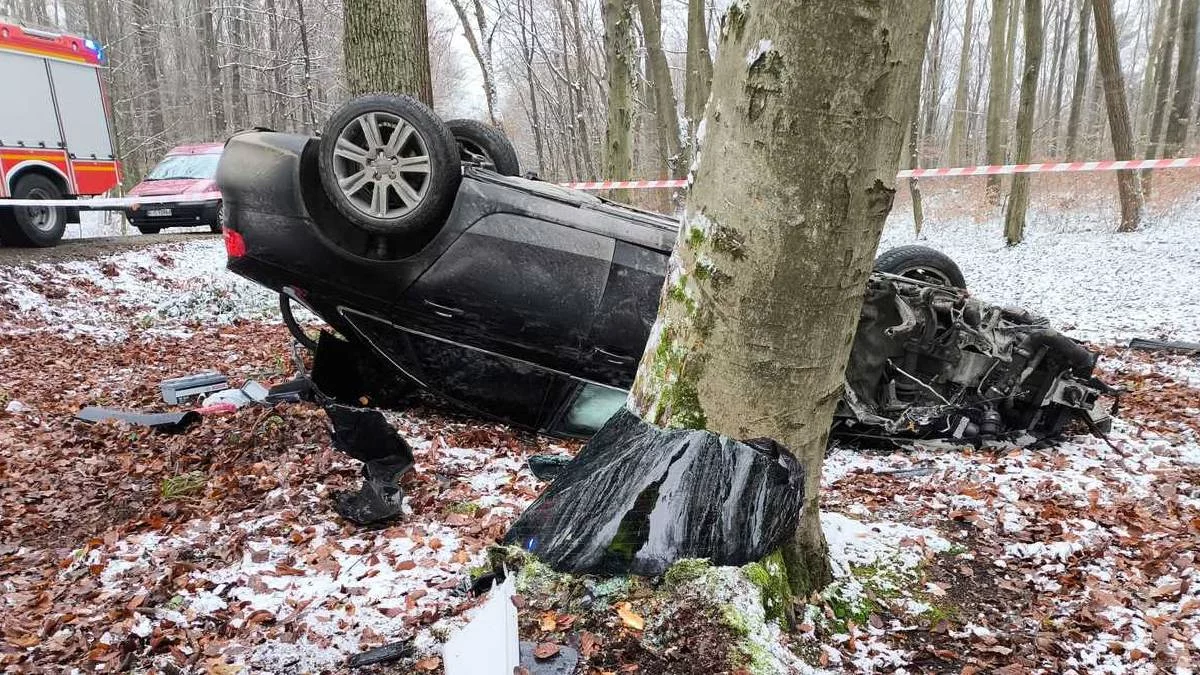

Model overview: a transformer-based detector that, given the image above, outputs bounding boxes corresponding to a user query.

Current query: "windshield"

[146,153,221,180]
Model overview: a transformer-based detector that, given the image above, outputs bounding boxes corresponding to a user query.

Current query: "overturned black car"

[217,94,1111,447]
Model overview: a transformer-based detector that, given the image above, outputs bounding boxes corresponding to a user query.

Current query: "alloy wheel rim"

[331,112,431,219]
[897,265,953,287]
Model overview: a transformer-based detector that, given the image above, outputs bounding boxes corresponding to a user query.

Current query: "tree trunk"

[264,0,286,129]
[920,0,945,167]
[569,0,599,179]
[343,0,433,104]
[1164,0,1199,156]
[1092,0,1145,232]
[447,0,499,125]
[683,0,713,154]
[1065,0,1091,159]
[602,0,635,198]
[517,0,546,173]
[228,5,250,129]
[985,0,1011,200]
[948,0,977,165]
[1004,0,1043,246]
[908,94,925,234]
[131,0,165,151]
[1138,0,1171,139]
[294,0,317,130]
[198,0,226,137]
[1143,0,1180,198]
[637,0,684,177]
[1048,0,1073,156]
[628,0,932,596]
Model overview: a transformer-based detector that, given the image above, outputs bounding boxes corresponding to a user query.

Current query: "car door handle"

[423,300,463,319]
[593,348,635,365]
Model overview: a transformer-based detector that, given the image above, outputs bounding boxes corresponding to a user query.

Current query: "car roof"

[167,143,224,156]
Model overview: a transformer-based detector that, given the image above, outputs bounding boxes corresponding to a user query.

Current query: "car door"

[579,240,670,388]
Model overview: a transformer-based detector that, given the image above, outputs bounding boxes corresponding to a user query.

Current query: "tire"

[209,203,224,233]
[446,118,520,176]
[136,225,162,235]
[317,93,461,235]
[0,174,67,247]
[280,293,320,351]
[873,245,966,288]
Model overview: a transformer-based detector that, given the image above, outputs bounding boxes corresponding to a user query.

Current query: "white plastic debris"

[442,573,519,675]
[5,400,30,413]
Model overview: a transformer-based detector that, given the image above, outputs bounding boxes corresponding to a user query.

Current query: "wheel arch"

[6,161,72,197]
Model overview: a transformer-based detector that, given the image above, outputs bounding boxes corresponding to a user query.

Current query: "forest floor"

[0,185,1198,674]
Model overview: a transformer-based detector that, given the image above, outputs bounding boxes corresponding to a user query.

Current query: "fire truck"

[0,20,119,247]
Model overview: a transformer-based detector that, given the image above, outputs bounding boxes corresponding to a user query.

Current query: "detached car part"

[219,93,1108,448]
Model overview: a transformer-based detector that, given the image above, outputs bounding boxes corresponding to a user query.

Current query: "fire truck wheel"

[317,94,461,235]
[1,174,67,247]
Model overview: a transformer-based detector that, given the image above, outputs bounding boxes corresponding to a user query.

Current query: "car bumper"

[127,199,221,228]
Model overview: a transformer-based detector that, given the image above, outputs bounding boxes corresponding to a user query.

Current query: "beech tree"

[985,0,1010,200]
[626,0,932,592]
[602,0,635,197]
[1004,0,1043,246]
[343,0,433,103]
[1092,0,1144,232]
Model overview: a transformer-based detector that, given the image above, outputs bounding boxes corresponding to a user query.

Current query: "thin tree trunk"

[1005,0,1042,246]
[602,0,635,198]
[1001,0,1021,131]
[985,0,1011,200]
[948,0,976,165]
[682,0,712,153]
[1048,0,1073,156]
[908,95,925,234]
[569,0,599,178]
[629,0,932,596]
[198,0,226,136]
[447,0,499,125]
[1065,0,1091,159]
[264,0,285,129]
[1092,0,1145,231]
[517,0,545,173]
[636,0,683,177]
[1138,0,1170,140]
[1164,0,1199,156]
[131,0,165,151]
[343,0,432,103]
[920,0,945,166]
[1143,0,1180,200]
[295,0,317,130]
[229,5,250,129]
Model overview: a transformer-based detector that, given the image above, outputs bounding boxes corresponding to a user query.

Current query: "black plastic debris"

[1129,337,1200,354]
[264,377,312,404]
[346,639,414,668]
[504,408,804,575]
[76,406,201,434]
[325,403,415,525]
[159,372,228,404]
[527,453,573,482]
[519,641,580,674]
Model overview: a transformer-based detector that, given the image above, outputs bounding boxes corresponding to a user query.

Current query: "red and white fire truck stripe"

[560,156,1200,190]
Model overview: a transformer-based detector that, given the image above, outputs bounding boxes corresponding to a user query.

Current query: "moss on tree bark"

[628,0,933,597]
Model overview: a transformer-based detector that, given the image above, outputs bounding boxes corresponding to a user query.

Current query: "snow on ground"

[881,194,1200,343]
[0,240,275,339]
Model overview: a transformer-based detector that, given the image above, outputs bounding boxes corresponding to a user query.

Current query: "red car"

[126,143,223,234]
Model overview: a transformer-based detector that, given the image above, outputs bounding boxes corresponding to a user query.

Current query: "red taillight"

[223,227,245,258]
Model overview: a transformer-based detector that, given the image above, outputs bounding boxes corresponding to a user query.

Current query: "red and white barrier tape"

[2,156,1196,206]
[0,191,222,208]
[560,156,1200,190]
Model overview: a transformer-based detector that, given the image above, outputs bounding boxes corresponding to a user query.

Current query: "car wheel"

[0,174,67,247]
[280,293,320,351]
[210,203,224,233]
[136,225,162,235]
[873,245,966,288]
[446,118,520,176]
[317,93,461,235]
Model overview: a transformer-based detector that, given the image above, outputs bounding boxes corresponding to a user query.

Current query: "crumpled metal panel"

[504,408,804,575]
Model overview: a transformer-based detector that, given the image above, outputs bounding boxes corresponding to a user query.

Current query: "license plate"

[147,208,172,217]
